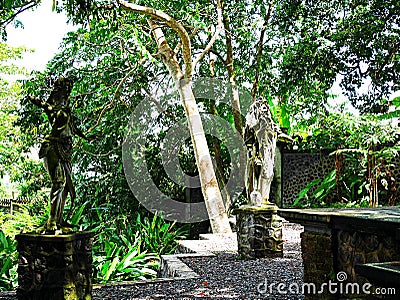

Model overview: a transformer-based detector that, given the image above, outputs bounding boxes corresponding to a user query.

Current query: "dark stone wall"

[281,151,335,207]
[280,150,400,207]
[299,221,400,299]
[301,231,334,282]
[301,231,335,299]
[335,229,400,284]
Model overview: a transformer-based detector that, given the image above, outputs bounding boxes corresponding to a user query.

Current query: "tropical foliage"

[0,0,399,290]
[0,42,29,196]
[293,111,399,208]
[0,208,42,291]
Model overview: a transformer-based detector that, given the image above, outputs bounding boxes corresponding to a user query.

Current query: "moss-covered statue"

[28,78,91,234]
[244,99,292,206]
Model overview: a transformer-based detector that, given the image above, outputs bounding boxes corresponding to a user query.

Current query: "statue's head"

[50,77,73,106]
[54,77,73,93]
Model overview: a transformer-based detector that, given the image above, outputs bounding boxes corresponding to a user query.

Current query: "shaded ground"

[0,224,304,300]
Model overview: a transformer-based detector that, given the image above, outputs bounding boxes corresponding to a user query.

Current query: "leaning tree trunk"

[178,80,231,233]
[120,1,232,233]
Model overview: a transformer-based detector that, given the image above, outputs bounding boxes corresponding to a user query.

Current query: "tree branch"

[221,1,242,135]
[192,0,223,72]
[86,66,137,134]
[142,87,176,118]
[173,27,200,56]
[210,49,227,66]
[251,24,267,101]
[251,0,274,101]
[1,1,38,30]
[374,41,400,82]
[119,0,193,79]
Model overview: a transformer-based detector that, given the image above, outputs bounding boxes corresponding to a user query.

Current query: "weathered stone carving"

[28,78,92,233]
[16,232,93,299]
[244,99,292,204]
[235,205,283,259]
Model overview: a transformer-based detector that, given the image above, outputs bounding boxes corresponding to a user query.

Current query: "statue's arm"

[70,115,92,140]
[74,126,90,140]
[27,96,52,111]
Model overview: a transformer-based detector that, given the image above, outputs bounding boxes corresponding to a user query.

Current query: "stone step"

[177,233,237,254]
[157,253,214,279]
[158,233,237,279]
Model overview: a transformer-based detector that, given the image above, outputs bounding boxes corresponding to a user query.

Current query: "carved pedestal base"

[16,231,93,300]
[234,204,283,259]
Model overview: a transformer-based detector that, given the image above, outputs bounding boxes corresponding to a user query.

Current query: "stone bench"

[355,262,399,300]
[279,207,400,299]
[355,261,400,288]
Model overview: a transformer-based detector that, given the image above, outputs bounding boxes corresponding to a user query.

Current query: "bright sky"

[6,1,76,72]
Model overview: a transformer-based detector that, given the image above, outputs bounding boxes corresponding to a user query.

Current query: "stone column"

[16,231,93,300]
[234,204,283,259]
[301,230,335,300]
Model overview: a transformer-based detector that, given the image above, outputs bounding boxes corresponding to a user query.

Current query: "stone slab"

[279,207,400,224]
[157,253,215,279]
[176,234,237,254]
[279,207,400,235]
[355,261,400,288]
[233,204,278,214]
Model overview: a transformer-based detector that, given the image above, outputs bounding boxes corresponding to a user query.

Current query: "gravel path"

[0,223,304,300]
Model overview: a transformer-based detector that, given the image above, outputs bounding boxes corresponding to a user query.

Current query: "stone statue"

[244,99,292,205]
[28,78,91,233]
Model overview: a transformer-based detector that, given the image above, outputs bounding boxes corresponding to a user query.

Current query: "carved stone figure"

[244,99,292,205]
[28,78,91,233]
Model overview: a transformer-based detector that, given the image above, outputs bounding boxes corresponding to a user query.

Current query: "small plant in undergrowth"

[0,209,42,291]
[0,230,17,291]
[80,203,157,283]
[79,201,188,283]
[292,170,336,208]
[92,227,159,283]
[137,212,189,255]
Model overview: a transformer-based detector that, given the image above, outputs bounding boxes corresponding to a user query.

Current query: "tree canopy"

[0,42,31,196]
[276,0,400,114]
[2,0,399,113]
[2,0,399,211]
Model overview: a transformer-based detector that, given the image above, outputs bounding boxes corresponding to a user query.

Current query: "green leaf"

[376,110,400,120]
[104,257,119,281]
[295,178,322,203]
[70,200,89,225]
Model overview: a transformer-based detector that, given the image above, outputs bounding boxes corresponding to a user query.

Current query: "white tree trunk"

[120,1,232,233]
[178,79,231,233]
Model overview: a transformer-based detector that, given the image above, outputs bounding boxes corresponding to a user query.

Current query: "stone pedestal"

[234,204,283,259]
[16,231,93,300]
